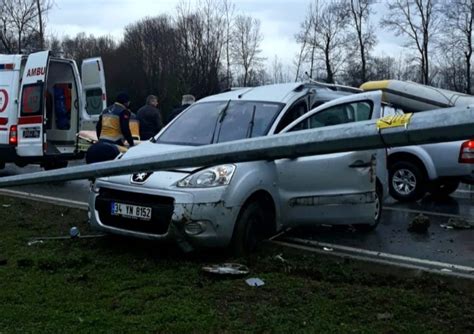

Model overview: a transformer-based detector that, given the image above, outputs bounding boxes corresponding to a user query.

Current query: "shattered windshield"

[157,101,283,146]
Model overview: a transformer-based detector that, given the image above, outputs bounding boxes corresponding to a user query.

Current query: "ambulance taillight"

[9,125,17,146]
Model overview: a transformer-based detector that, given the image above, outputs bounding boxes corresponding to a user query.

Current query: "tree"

[442,0,474,93]
[231,15,264,87]
[382,0,441,85]
[222,0,235,88]
[0,0,52,53]
[295,1,349,84]
[347,0,376,84]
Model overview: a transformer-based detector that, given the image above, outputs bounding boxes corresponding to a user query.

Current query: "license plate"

[111,202,152,221]
[23,127,40,138]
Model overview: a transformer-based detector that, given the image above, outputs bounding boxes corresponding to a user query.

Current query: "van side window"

[85,88,104,115]
[21,83,43,116]
[308,101,372,128]
[275,101,308,133]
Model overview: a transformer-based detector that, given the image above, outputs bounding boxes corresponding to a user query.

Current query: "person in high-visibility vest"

[86,93,135,164]
[96,92,135,147]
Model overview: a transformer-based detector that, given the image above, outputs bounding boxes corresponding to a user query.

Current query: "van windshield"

[157,101,283,146]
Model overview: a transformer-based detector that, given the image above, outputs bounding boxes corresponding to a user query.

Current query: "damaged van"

[88,82,387,254]
[0,50,106,170]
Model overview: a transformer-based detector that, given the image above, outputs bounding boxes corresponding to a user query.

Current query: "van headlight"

[177,164,236,188]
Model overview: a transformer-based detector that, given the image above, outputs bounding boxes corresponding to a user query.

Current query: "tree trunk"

[36,0,44,50]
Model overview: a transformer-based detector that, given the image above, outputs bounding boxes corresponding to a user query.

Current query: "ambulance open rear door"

[81,57,107,130]
[17,51,49,157]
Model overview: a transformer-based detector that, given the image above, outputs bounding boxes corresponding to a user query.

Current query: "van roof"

[199,82,307,104]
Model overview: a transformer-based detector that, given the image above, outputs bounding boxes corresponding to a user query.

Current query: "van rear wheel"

[353,183,383,232]
[43,160,68,171]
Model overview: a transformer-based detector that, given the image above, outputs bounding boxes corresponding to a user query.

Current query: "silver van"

[88,83,385,253]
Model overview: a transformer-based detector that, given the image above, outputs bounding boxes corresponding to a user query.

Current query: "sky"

[47,0,407,69]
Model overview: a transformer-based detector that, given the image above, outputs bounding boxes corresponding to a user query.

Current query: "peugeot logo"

[131,172,152,184]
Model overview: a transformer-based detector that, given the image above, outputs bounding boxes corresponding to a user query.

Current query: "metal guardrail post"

[0,105,474,187]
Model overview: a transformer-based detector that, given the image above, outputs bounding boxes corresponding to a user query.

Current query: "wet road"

[1,162,473,270]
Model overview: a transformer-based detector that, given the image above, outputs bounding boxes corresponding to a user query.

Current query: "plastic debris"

[245,277,265,287]
[27,240,44,246]
[69,226,80,238]
[443,218,474,230]
[440,224,454,230]
[201,263,249,276]
[323,247,334,252]
[440,268,453,272]
[275,254,286,263]
[377,312,393,321]
[2,204,11,208]
[408,214,430,233]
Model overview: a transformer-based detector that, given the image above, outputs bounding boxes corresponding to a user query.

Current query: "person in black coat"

[167,94,195,124]
[137,95,163,140]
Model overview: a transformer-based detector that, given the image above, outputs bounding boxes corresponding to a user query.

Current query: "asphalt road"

[1,162,473,272]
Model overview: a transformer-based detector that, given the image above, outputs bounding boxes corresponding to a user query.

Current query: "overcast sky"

[47,0,406,68]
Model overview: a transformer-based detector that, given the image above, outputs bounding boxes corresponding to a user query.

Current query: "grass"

[0,195,473,333]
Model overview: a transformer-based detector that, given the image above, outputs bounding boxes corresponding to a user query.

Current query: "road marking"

[0,189,88,210]
[385,206,472,219]
[282,237,474,274]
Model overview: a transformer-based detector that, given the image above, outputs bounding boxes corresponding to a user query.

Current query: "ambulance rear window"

[21,83,43,116]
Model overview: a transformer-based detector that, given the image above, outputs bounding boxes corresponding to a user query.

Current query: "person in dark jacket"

[137,95,163,140]
[167,94,195,124]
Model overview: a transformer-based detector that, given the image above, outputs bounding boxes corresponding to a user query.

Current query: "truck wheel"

[231,201,265,257]
[389,161,426,202]
[429,180,460,197]
[354,182,383,232]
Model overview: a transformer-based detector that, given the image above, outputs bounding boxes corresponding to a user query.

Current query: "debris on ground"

[440,217,474,230]
[323,247,334,252]
[69,226,80,238]
[377,312,394,321]
[274,253,293,273]
[27,234,105,245]
[408,214,430,233]
[27,240,44,246]
[201,263,249,276]
[2,204,11,208]
[245,277,265,287]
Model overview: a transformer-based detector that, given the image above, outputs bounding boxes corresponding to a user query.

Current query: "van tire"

[231,201,265,257]
[354,182,383,232]
[389,161,426,202]
[43,160,68,171]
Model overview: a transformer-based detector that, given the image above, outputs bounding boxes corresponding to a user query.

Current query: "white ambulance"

[0,50,106,170]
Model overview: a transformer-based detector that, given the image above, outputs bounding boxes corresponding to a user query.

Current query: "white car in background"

[89,83,385,254]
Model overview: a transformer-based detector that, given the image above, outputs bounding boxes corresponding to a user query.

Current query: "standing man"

[167,94,195,124]
[137,95,163,140]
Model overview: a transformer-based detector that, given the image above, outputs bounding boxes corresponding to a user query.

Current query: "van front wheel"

[231,202,265,257]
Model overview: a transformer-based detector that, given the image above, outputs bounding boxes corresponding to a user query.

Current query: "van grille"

[95,188,174,235]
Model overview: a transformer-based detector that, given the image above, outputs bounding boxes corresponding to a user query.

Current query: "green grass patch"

[0,195,472,333]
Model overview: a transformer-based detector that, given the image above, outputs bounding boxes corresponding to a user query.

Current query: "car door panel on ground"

[276,91,382,226]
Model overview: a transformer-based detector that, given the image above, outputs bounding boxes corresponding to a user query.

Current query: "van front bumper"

[89,181,241,249]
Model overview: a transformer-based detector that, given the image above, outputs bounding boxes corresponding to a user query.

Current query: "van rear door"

[81,57,107,128]
[0,55,19,147]
[17,51,49,157]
